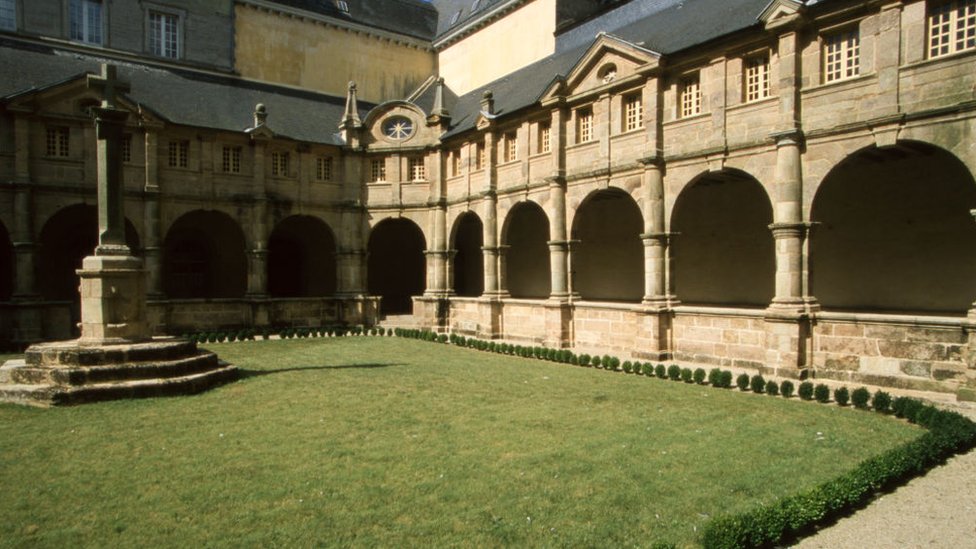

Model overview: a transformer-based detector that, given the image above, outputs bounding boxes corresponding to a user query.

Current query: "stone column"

[635,156,673,360]
[143,127,163,299]
[547,176,569,299]
[425,203,449,296]
[482,191,500,295]
[247,138,269,298]
[768,130,806,311]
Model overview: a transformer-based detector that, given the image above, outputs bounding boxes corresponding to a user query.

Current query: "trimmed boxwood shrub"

[693,368,707,385]
[750,374,765,394]
[622,361,633,374]
[719,370,733,389]
[707,368,722,386]
[591,355,602,368]
[655,364,667,379]
[667,364,682,381]
[700,398,976,549]
[834,386,850,406]
[736,373,751,391]
[873,390,892,414]
[681,368,694,383]
[765,380,779,396]
[779,380,794,399]
[798,381,814,401]
[642,362,655,376]
[851,387,871,409]
[608,356,621,371]
[814,383,831,403]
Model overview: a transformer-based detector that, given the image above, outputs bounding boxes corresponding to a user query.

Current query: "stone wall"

[572,302,640,353]
[500,300,548,343]
[148,297,348,334]
[671,308,767,370]
[447,297,481,335]
[812,314,970,393]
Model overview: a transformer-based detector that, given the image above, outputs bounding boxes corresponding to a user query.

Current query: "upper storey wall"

[234,3,435,103]
[437,0,557,96]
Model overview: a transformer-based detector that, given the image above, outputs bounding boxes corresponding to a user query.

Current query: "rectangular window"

[624,93,643,131]
[69,0,103,45]
[475,142,485,170]
[451,150,461,176]
[928,0,976,58]
[823,29,860,83]
[409,157,426,181]
[148,10,180,59]
[744,55,771,102]
[168,140,188,168]
[316,156,332,181]
[46,126,70,157]
[680,74,702,118]
[371,159,386,182]
[576,107,593,143]
[222,146,241,173]
[0,0,16,31]
[271,151,289,177]
[539,122,551,153]
[122,134,132,163]
[504,131,517,162]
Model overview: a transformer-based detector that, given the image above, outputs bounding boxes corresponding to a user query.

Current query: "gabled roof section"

[0,37,372,145]
[542,33,660,102]
[255,0,438,41]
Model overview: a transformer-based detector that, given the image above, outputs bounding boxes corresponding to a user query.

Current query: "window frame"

[744,53,771,103]
[576,106,594,144]
[222,145,242,174]
[0,0,17,31]
[145,4,184,60]
[623,92,643,132]
[503,131,517,163]
[927,0,976,59]
[370,158,386,182]
[408,157,426,182]
[474,142,485,171]
[316,155,333,181]
[271,151,290,177]
[538,122,551,154]
[122,133,133,164]
[46,126,70,158]
[167,139,189,168]
[822,27,861,83]
[69,0,104,46]
[679,73,702,118]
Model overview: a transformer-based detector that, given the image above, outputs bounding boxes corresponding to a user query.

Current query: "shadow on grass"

[239,363,402,379]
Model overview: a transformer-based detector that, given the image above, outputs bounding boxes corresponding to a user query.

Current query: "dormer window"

[451,10,462,25]
[335,0,349,13]
[471,0,481,11]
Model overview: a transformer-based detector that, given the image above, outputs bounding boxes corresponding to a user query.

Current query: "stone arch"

[450,212,484,297]
[162,210,247,299]
[670,169,775,306]
[268,215,337,298]
[367,217,426,314]
[810,141,976,313]
[0,219,12,301]
[570,187,643,302]
[38,204,141,301]
[502,201,551,299]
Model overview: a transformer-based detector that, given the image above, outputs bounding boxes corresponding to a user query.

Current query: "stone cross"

[87,63,131,254]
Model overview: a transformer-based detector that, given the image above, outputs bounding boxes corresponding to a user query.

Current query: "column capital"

[769,129,804,147]
[768,221,816,238]
[637,154,665,168]
[641,231,674,244]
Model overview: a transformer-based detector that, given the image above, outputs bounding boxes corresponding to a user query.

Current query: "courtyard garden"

[0,335,972,548]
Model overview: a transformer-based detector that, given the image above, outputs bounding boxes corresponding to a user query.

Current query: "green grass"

[0,338,921,547]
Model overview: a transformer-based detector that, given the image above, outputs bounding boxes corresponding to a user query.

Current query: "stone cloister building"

[1,0,976,398]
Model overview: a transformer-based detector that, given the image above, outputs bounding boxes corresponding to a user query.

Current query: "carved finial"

[431,77,450,120]
[254,103,267,127]
[480,90,494,115]
[341,81,362,129]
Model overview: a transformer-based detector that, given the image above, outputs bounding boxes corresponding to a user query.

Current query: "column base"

[76,254,150,346]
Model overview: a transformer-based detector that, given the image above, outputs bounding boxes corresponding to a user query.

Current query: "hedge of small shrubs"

[182,324,398,344]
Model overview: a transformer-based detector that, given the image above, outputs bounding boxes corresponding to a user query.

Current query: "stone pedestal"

[544,299,573,348]
[635,303,673,361]
[478,297,504,339]
[77,254,149,345]
[763,308,811,379]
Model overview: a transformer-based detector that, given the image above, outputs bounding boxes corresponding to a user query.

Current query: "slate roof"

[0,38,371,146]
[429,0,510,41]
[443,0,773,138]
[265,0,438,40]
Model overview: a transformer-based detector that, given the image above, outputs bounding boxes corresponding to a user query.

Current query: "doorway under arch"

[367,217,426,314]
[451,212,484,297]
[571,188,643,302]
[502,202,551,299]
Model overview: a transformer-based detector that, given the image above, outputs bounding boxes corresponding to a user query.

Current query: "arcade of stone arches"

[3,140,975,334]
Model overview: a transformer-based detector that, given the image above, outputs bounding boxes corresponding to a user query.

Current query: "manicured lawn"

[0,338,920,547]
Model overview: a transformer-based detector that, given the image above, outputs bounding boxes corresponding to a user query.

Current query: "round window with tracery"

[383,116,414,140]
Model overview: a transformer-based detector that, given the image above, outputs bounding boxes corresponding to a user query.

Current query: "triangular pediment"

[758,0,805,29]
[5,72,157,127]
[542,33,660,103]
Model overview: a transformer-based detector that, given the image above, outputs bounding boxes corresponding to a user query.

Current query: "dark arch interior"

[38,204,140,301]
[368,218,426,314]
[571,188,643,302]
[811,142,976,313]
[0,220,12,301]
[671,171,775,306]
[452,212,484,297]
[504,202,550,299]
[268,215,337,297]
[163,210,247,299]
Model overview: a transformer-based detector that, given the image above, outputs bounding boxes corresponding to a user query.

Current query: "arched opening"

[451,212,484,297]
[571,188,643,301]
[38,204,140,301]
[810,141,976,313]
[503,201,550,298]
[0,220,12,301]
[163,210,247,299]
[367,218,426,315]
[268,215,337,297]
[671,170,774,306]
